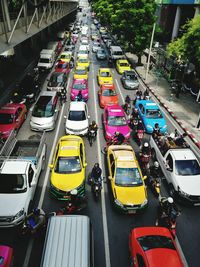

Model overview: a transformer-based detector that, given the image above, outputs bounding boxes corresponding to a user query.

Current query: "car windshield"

[120,62,129,67]
[57,62,68,69]
[73,83,87,90]
[68,111,86,121]
[115,168,143,186]
[50,73,64,83]
[137,235,175,251]
[39,58,50,63]
[0,174,26,193]
[175,160,200,175]
[32,96,54,117]
[101,71,111,77]
[126,73,137,80]
[75,69,86,75]
[55,156,81,173]
[108,116,127,126]
[102,89,117,96]
[146,109,163,118]
[79,58,88,63]
[60,54,70,59]
[0,113,14,124]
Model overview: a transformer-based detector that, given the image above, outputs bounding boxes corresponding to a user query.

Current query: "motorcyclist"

[133,89,142,104]
[76,90,83,101]
[91,163,102,183]
[149,161,161,178]
[143,89,150,100]
[112,131,125,145]
[152,123,161,140]
[141,142,151,156]
[157,197,180,226]
[88,120,98,138]
[59,87,67,104]
[125,95,131,104]
[131,108,139,119]
[137,119,144,131]
[25,208,46,233]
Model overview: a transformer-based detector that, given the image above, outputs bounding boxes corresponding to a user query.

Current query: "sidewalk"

[126,53,200,149]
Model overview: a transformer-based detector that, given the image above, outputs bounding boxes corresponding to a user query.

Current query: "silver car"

[30,91,59,131]
[121,71,139,90]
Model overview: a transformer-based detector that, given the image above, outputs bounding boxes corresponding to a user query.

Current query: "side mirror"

[166,167,172,172]
[143,175,147,180]
[49,164,53,169]
[16,118,19,122]
[30,181,36,187]
[84,163,87,168]
[108,176,112,180]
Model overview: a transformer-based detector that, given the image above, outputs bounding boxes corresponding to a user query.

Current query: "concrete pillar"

[171,6,181,41]
[194,6,200,17]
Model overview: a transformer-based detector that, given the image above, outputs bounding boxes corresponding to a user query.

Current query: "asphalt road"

[0,10,200,267]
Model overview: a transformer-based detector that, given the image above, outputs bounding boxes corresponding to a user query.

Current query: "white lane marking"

[22,78,70,267]
[175,237,189,267]
[92,73,111,267]
[115,78,125,103]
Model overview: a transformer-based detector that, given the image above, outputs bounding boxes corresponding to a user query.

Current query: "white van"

[110,46,124,60]
[40,215,94,267]
[37,49,55,72]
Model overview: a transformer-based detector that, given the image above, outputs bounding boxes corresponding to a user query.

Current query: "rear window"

[175,159,200,176]
[137,235,175,251]
[68,111,86,121]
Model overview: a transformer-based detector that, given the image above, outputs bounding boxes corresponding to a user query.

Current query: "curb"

[128,59,200,149]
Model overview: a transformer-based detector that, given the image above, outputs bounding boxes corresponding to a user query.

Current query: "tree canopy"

[167,15,200,74]
[92,0,157,63]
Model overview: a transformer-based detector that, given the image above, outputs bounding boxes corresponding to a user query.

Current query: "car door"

[165,153,175,186]
[109,153,116,194]
[15,108,23,129]
[28,165,37,199]
[103,109,108,130]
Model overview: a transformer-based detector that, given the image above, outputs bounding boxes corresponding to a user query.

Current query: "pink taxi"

[0,245,14,266]
[70,79,88,101]
[102,105,130,141]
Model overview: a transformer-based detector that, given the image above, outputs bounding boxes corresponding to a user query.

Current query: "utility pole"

[145,22,156,81]
[196,112,200,128]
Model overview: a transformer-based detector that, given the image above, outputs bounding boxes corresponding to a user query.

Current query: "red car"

[0,103,27,140]
[98,84,118,108]
[129,227,184,267]
[55,60,70,74]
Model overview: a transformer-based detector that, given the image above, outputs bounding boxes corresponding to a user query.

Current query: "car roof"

[58,136,81,157]
[107,105,124,116]
[170,149,196,160]
[69,101,86,111]
[137,100,159,109]
[111,146,137,168]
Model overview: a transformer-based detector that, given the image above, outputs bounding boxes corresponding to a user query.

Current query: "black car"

[47,72,68,93]
[121,71,139,90]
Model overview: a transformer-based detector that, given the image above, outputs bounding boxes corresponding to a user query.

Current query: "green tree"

[167,15,200,76]
[92,0,157,64]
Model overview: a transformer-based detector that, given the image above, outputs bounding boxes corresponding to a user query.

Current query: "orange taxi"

[98,84,119,108]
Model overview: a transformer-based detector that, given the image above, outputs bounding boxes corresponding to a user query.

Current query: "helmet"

[170,132,175,139]
[94,163,99,168]
[144,142,149,148]
[33,208,40,215]
[154,161,159,168]
[92,120,96,125]
[167,197,174,204]
[115,131,119,135]
[134,108,138,112]
[71,189,78,195]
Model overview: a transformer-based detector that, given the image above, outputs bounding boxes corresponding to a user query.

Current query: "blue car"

[135,100,168,134]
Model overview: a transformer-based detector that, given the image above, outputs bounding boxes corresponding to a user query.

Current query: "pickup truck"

[150,136,200,205]
[0,132,46,227]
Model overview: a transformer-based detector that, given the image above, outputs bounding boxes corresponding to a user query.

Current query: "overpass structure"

[0,0,79,55]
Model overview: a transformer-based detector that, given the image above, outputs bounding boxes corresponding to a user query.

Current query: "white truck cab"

[37,49,55,72]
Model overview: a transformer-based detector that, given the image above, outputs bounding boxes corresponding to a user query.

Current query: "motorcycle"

[20,208,47,235]
[56,196,87,215]
[122,103,131,115]
[91,177,102,201]
[136,129,144,145]
[149,176,161,198]
[140,153,151,174]
[87,129,96,147]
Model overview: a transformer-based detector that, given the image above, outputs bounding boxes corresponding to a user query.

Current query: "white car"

[65,102,90,135]
[92,42,101,53]
[81,38,89,46]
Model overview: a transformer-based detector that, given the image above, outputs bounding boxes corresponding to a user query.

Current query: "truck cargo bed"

[10,140,40,157]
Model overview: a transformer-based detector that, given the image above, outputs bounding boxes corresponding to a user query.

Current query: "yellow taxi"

[49,135,87,200]
[107,145,148,213]
[59,52,72,63]
[77,55,90,70]
[97,68,113,85]
[116,59,131,74]
[73,66,88,80]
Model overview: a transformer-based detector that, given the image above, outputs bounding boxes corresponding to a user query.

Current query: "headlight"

[178,188,190,197]
[114,199,124,208]
[141,199,148,207]
[14,208,24,220]
[147,124,153,129]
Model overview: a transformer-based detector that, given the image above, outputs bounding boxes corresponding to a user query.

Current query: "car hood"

[66,119,88,130]
[114,185,146,205]
[31,116,53,124]
[176,174,200,196]
[0,193,27,216]
[51,171,85,191]
[106,124,130,137]
[101,96,118,105]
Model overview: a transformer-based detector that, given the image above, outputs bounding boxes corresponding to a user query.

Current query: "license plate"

[63,196,70,199]
[128,210,136,214]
